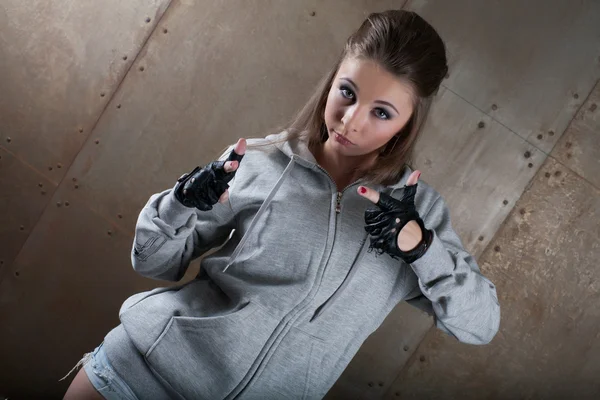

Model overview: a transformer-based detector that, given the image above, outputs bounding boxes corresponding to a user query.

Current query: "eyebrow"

[341,77,399,114]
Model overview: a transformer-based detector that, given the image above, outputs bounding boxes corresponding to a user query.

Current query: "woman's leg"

[63,368,105,400]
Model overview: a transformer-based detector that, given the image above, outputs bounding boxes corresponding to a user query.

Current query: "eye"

[374,108,390,120]
[339,85,355,100]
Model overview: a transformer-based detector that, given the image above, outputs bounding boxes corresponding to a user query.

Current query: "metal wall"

[1,0,599,398]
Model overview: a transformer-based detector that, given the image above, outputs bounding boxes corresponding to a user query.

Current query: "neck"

[313,140,376,189]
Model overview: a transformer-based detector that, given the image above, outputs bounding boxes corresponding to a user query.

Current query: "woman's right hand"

[174,138,246,211]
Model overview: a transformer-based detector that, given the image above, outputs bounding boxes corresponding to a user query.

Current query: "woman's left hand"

[358,170,432,263]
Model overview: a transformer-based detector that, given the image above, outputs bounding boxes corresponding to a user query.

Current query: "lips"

[333,131,354,145]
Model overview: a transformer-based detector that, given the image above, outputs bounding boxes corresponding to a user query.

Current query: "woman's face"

[323,56,415,158]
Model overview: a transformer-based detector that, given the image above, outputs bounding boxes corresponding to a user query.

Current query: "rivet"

[14,271,20,277]
[20,225,24,230]
[57,163,62,168]
[519,208,526,215]
[100,92,105,97]
[95,139,100,144]
[0,260,3,264]
[38,183,43,187]
[491,104,498,111]
[545,172,551,178]
[565,142,572,148]
[368,382,374,387]
[56,201,62,207]
[528,163,533,168]
[117,104,121,109]
[502,199,508,205]
[477,121,485,129]
[590,103,597,112]
[122,55,128,61]
[494,246,501,252]
[139,66,145,72]
[41,190,46,195]
[537,134,543,140]
[65,201,70,207]
[379,382,384,387]
[478,235,484,241]
[524,151,531,158]
[573,93,579,99]
[6,137,11,143]
[117,214,123,219]
[48,166,53,171]
[567,153,572,159]
[396,393,400,397]
[420,355,426,362]
[74,184,79,189]
[310,11,316,16]
[107,230,112,236]
[554,170,561,177]
[79,128,84,133]
[72,177,77,182]
[163,28,168,34]
[548,130,555,136]
[403,345,409,351]
[145,17,151,23]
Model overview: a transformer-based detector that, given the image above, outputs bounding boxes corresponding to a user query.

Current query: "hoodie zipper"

[307,164,366,323]
[335,191,342,213]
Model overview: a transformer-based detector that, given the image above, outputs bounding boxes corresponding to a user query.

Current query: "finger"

[357,186,380,204]
[223,161,239,173]
[218,189,229,204]
[227,138,247,162]
[405,170,422,186]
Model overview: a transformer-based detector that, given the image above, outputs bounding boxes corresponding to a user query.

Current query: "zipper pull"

[335,192,342,213]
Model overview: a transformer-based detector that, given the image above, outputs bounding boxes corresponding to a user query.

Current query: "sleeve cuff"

[156,185,197,228]
[409,229,455,284]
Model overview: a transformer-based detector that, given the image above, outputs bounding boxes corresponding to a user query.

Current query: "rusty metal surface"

[0,0,171,185]
[63,0,406,236]
[325,302,433,399]
[0,149,55,277]
[411,87,544,259]
[0,182,158,398]
[407,0,600,154]
[553,81,600,188]
[385,156,600,399]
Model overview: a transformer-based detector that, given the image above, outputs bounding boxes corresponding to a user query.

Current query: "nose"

[341,104,367,133]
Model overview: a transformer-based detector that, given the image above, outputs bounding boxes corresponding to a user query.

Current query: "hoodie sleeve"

[130,146,237,282]
[404,195,500,345]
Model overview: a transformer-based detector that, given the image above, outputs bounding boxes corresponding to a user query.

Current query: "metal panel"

[0,182,158,398]
[0,149,55,276]
[325,302,433,399]
[63,0,406,235]
[407,0,600,154]
[385,156,600,399]
[553,80,600,188]
[411,87,543,258]
[0,0,171,185]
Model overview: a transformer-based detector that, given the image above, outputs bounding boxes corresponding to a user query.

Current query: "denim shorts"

[61,342,139,400]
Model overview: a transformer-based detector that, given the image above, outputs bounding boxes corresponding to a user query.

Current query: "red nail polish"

[359,187,366,194]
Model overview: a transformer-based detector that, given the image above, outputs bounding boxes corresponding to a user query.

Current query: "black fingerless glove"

[364,183,433,264]
[174,149,244,211]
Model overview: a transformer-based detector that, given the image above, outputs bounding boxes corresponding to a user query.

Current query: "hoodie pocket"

[240,326,328,400]
[143,301,279,400]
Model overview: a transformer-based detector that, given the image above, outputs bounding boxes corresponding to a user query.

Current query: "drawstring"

[222,157,296,272]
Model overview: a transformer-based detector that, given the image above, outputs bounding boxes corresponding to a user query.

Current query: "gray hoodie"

[105,131,500,399]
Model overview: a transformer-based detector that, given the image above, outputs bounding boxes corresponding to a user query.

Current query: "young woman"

[64,9,500,400]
